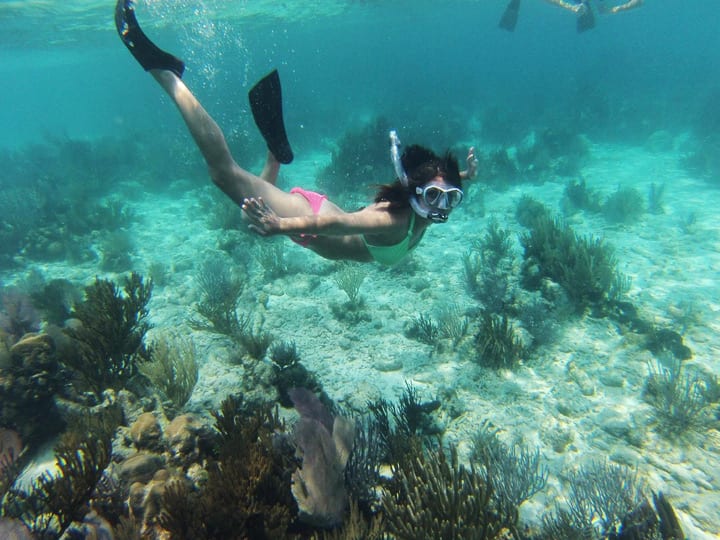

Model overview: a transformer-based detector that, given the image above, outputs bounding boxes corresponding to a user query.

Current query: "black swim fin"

[499,0,521,32]
[114,0,185,78]
[576,1,596,33]
[249,70,294,164]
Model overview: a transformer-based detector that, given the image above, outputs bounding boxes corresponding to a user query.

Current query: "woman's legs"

[151,71,312,216]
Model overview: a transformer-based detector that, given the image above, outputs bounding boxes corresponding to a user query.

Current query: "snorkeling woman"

[114,0,477,266]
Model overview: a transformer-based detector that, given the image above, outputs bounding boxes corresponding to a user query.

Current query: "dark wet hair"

[373,144,462,210]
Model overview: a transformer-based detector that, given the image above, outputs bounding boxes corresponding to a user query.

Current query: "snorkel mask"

[389,130,462,223]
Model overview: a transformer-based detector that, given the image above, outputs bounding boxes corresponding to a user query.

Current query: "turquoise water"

[2,1,717,149]
[1,1,720,538]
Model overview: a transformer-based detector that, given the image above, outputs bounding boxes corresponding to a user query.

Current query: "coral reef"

[157,395,296,539]
[0,333,65,445]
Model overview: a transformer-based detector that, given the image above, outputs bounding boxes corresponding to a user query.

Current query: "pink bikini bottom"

[289,187,328,246]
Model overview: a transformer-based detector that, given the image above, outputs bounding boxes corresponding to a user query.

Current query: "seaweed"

[269,343,327,409]
[331,263,369,324]
[29,278,81,327]
[515,195,550,229]
[158,396,296,539]
[0,288,41,344]
[647,183,666,215]
[470,422,548,511]
[406,312,440,346]
[463,220,517,315]
[602,186,646,225]
[140,332,199,410]
[520,214,621,311]
[643,359,717,439]
[62,272,152,395]
[367,383,442,464]
[255,242,292,280]
[561,179,602,215]
[192,256,246,337]
[538,462,685,540]
[474,312,525,370]
[382,445,514,540]
[3,429,112,539]
[289,388,356,528]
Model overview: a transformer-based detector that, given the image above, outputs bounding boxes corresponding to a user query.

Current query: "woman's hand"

[241,197,282,236]
[463,146,479,180]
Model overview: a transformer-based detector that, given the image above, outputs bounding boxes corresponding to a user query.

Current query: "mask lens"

[423,186,444,206]
[447,189,463,208]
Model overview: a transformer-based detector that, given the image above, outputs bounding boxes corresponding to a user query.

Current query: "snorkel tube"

[389,130,449,223]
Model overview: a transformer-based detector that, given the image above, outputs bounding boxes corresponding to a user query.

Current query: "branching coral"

[62,272,152,395]
[192,257,246,337]
[470,422,548,510]
[158,395,296,539]
[643,359,717,438]
[520,214,622,311]
[383,446,513,540]
[539,462,685,540]
[3,429,112,539]
[474,312,525,370]
[140,332,199,410]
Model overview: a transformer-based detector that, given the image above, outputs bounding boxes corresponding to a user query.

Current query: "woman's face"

[416,176,464,212]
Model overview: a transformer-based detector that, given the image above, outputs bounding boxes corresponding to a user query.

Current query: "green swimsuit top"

[362,212,425,266]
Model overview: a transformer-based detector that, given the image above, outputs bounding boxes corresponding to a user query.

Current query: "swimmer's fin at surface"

[114,0,185,78]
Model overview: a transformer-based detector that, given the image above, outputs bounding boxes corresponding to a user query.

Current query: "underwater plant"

[367,383,442,464]
[406,312,440,346]
[647,182,666,215]
[29,278,81,327]
[192,256,247,337]
[520,213,621,311]
[382,445,515,540]
[560,179,602,215]
[515,194,550,229]
[158,395,296,539]
[464,219,517,315]
[3,428,112,539]
[333,263,367,308]
[436,303,470,348]
[234,322,274,361]
[140,332,199,411]
[470,421,548,512]
[643,359,717,439]
[268,342,328,408]
[63,272,152,395]
[289,388,356,528]
[0,288,41,343]
[474,312,525,370]
[99,229,135,272]
[255,242,291,280]
[602,185,646,225]
[539,461,684,540]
